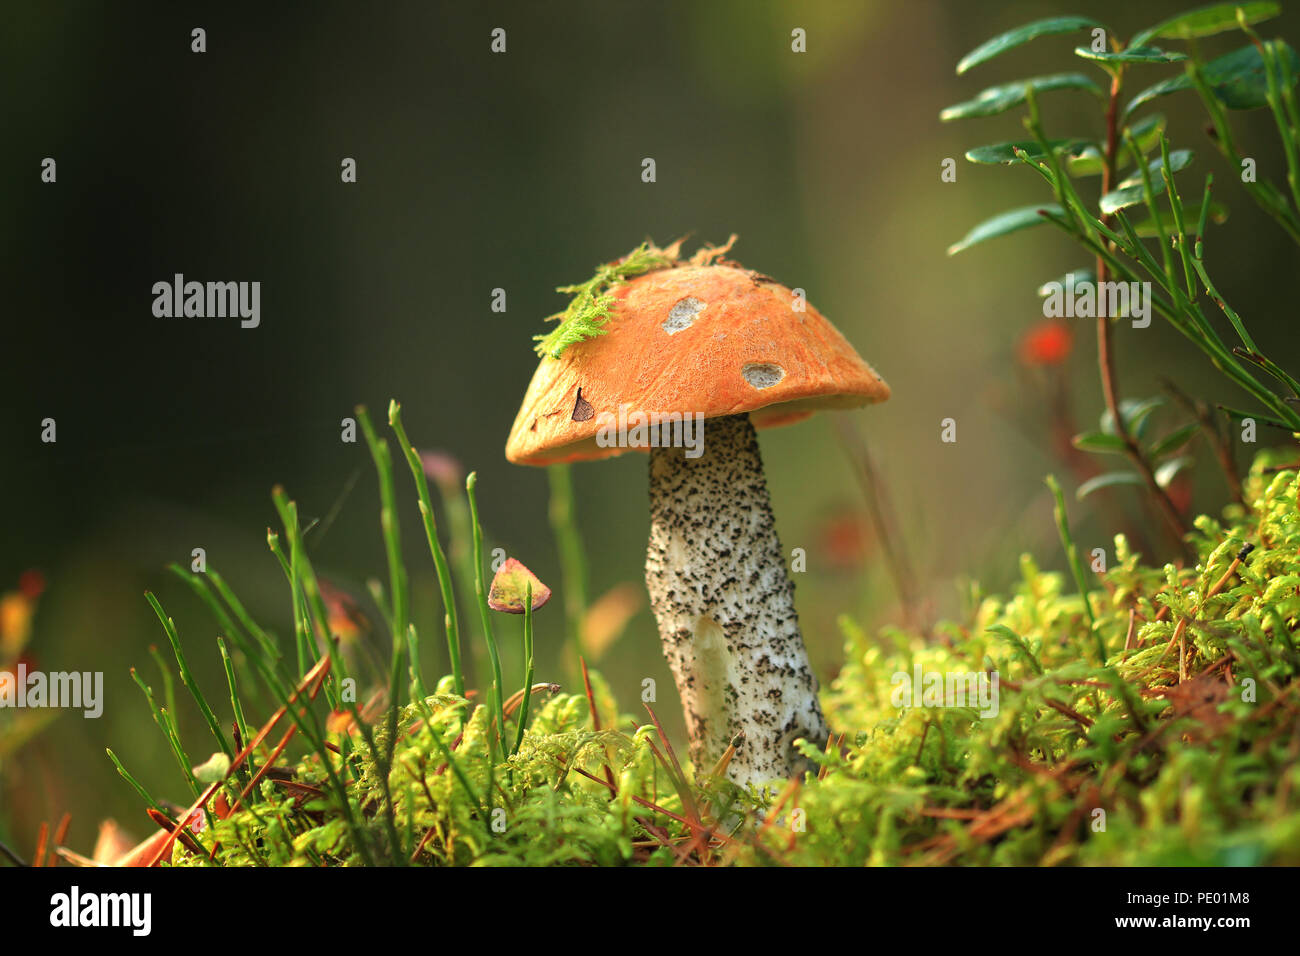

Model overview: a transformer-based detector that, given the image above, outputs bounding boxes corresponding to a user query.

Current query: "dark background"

[3,0,1297,856]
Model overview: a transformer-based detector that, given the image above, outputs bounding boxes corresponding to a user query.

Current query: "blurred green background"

[3,0,1297,857]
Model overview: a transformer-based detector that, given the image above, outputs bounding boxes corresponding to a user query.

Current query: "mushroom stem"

[645,413,829,788]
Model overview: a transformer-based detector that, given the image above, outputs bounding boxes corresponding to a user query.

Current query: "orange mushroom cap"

[506,262,889,465]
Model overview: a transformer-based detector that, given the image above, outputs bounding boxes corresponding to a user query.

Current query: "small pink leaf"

[488,558,551,614]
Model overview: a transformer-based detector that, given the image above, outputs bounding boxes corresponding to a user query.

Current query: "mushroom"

[505,252,889,788]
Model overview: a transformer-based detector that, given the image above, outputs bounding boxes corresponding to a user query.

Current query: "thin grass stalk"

[355,406,412,863]
[512,582,535,757]
[388,399,464,696]
[466,471,506,755]
[145,591,233,761]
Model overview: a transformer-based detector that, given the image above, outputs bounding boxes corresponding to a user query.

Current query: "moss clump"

[532,236,737,359]
[760,450,1300,866]
[173,669,768,867]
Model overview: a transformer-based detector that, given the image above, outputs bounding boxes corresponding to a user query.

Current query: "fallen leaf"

[488,558,551,613]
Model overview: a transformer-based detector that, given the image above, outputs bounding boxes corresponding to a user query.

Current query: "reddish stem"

[1095,68,1193,559]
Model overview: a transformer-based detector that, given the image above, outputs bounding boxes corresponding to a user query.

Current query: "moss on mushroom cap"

[507,262,890,466]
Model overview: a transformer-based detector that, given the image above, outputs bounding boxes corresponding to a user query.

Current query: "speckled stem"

[645,413,829,788]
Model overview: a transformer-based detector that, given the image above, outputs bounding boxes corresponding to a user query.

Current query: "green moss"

[531,236,738,359]
[761,451,1300,866]
[148,447,1300,866]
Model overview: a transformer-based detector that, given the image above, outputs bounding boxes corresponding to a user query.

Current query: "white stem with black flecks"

[645,413,829,788]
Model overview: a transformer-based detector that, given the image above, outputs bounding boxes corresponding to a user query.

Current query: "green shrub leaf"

[1127,112,1170,153]
[956,16,1105,74]
[1037,268,1096,296]
[1100,183,1157,215]
[1126,41,1300,117]
[941,73,1104,121]
[1068,114,1166,175]
[964,138,1091,165]
[1219,405,1291,428]
[1117,148,1195,189]
[1100,149,1195,213]
[1076,471,1145,500]
[1131,2,1281,49]
[1155,455,1193,487]
[1098,151,1190,214]
[1073,432,1129,454]
[1149,422,1201,458]
[1103,397,1164,438]
[1075,45,1187,64]
[947,204,1064,255]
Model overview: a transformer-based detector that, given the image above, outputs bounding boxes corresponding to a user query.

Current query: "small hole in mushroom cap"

[742,362,785,389]
[663,296,705,334]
